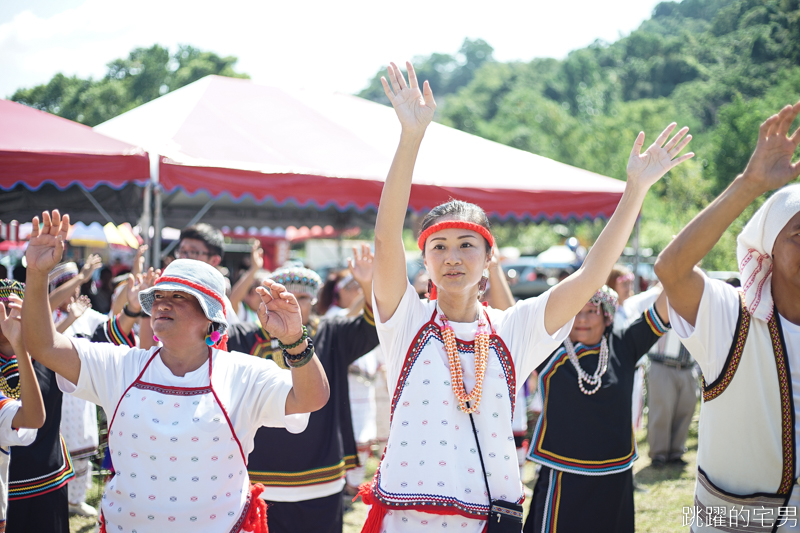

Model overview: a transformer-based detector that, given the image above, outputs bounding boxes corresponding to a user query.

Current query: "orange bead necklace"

[439,309,491,414]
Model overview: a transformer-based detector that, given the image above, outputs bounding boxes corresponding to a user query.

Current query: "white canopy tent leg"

[140,181,152,268]
[151,154,162,269]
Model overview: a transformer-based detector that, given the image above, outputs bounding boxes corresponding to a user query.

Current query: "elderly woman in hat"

[21,210,329,533]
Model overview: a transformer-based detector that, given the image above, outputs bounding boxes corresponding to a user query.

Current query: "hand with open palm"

[0,295,24,351]
[256,280,304,344]
[26,210,70,275]
[348,243,374,288]
[381,62,436,137]
[626,123,694,192]
[741,101,800,193]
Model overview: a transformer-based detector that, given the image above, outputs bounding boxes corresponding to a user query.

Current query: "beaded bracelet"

[283,338,315,368]
[278,326,308,350]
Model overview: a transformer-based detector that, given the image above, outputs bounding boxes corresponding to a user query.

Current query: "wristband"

[283,340,315,368]
[278,326,308,350]
[122,304,143,318]
[283,336,314,362]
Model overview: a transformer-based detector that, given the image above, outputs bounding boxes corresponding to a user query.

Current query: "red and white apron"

[360,308,523,532]
[101,349,265,533]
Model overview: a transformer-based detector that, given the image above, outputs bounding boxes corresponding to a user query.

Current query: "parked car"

[501,257,554,299]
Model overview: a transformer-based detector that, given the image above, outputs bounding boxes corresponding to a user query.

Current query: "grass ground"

[71,414,699,532]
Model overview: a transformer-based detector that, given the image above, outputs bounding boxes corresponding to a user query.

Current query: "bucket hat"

[138,259,228,335]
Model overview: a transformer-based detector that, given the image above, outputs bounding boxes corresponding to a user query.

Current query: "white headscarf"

[736,183,800,321]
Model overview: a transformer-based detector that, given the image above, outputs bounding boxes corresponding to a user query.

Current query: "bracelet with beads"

[278,326,308,350]
[283,338,315,368]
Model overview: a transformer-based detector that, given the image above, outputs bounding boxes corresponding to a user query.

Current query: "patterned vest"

[370,309,522,519]
[693,293,796,532]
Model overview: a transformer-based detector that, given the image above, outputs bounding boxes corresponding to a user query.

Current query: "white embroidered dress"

[371,284,572,532]
[58,338,309,533]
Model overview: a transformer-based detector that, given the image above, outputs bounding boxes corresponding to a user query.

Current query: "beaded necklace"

[0,355,20,400]
[564,336,609,395]
[439,308,490,414]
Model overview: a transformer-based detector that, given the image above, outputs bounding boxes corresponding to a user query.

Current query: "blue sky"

[0,0,664,99]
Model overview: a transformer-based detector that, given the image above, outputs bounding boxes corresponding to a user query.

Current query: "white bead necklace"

[564,336,609,395]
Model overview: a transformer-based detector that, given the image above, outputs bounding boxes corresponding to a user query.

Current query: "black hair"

[12,264,26,283]
[316,270,345,316]
[180,223,224,259]
[419,200,492,256]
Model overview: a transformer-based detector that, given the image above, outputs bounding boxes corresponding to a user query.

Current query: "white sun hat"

[138,259,229,335]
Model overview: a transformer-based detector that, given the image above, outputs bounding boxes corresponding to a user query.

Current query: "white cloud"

[0,0,661,98]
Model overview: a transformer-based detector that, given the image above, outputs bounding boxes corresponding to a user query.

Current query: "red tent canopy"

[0,99,149,191]
[95,76,625,222]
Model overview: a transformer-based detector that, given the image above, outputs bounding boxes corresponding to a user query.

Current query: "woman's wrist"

[284,339,309,357]
[278,326,308,352]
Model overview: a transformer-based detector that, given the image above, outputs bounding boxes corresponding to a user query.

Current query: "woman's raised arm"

[22,210,82,385]
[544,124,694,335]
[373,62,436,322]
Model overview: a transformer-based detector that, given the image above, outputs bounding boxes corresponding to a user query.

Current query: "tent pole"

[151,154,162,269]
[80,187,116,225]
[141,181,152,268]
[633,215,641,294]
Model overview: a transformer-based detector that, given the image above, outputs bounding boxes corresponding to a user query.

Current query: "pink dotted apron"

[100,348,264,533]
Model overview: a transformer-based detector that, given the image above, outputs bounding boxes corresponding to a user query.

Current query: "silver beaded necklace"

[564,336,609,395]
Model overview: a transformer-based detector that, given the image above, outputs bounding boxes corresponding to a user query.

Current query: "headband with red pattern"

[154,276,227,310]
[417,221,494,251]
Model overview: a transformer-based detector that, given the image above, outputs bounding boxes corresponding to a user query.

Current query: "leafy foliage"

[360,0,800,271]
[11,45,249,126]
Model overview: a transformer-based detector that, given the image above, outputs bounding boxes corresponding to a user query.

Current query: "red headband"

[417,221,494,251]
[154,276,226,311]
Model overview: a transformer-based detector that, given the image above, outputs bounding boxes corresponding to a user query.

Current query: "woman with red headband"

[20,210,329,533]
[357,62,693,532]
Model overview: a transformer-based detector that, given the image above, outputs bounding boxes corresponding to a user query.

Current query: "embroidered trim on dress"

[8,435,75,499]
[230,492,251,533]
[133,382,212,396]
[644,305,669,336]
[541,468,562,533]
[768,315,794,496]
[390,312,515,423]
[249,459,350,486]
[703,291,750,402]
[529,344,637,474]
[374,308,518,518]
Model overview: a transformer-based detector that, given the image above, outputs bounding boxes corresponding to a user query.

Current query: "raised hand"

[742,101,800,192]
[80,254,102,282]
[132,245,149,277]
[348,243,374,287]
[67,295,92,320]
[126,268,159,314]
[250,241,264,270]
[381,62,436,136]
[0,294,24,350]
[255,280,303,343]
[627,123,694,191]
[26,210,70,274]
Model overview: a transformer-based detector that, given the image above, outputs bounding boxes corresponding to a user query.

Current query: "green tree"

[11,44,249,126]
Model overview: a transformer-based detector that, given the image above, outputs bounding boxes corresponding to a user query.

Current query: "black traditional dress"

[523,304,669,533]
[3,355,74,533]
[226,305,379,533]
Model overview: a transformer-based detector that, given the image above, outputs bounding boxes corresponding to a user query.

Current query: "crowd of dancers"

[0,62,798,533]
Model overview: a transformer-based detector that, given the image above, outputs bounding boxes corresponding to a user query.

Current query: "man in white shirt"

[655,101,800,531]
